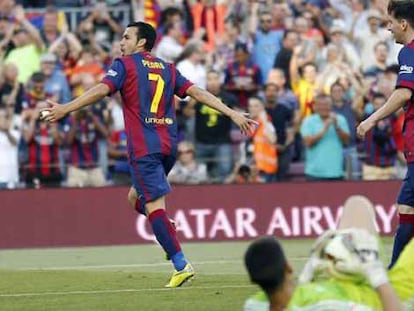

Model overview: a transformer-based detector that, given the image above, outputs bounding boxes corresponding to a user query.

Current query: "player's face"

[120,27,139,56]
[387,14,404,44]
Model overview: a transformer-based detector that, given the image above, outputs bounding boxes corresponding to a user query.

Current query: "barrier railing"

[26,4,132,31]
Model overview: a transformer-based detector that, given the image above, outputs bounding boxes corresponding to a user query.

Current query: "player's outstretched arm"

[357,88,412,139]
[186,85,258,136]
[41,83,111,122]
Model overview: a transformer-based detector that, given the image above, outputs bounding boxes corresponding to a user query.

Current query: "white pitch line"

[7,257,307,271]
[0,285,255,298]
[11,260,240,271]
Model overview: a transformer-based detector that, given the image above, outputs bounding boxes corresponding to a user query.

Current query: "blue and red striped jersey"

[66,116,100,168]
[363,118,396,167]
[396,40,414,163]
[27,122,61,176]
[101,51,193,159]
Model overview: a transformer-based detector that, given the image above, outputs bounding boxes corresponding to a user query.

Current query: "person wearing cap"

[40,52,71,104]
[353,9,393,71]
[329,23,361,71]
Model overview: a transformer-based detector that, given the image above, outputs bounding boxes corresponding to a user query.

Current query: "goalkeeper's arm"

[376,283,403,311]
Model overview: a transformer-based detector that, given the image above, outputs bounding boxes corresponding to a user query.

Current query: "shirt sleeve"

[174,67,194,98]
[396,46,414,91]
[337,114,350,134]
[300,116,314,137]
[101,58,127,95]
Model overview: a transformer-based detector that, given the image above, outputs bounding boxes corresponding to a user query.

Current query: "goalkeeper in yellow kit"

[244,196,414,311]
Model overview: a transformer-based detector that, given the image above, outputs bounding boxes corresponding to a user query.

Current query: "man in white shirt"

[353,9,394,70]
[155,22,184,63]
[0,106,20,188]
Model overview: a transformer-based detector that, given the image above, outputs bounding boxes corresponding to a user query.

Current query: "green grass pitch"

[0,239,393,311]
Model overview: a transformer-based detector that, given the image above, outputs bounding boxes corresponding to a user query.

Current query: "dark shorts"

[129,153,176,214]
[397,163,414,207]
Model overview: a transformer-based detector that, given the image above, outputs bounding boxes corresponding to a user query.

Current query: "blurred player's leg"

[389,205,414,268]
[128,186,146,215]
[338,195,377,234]
[390,166,414,268]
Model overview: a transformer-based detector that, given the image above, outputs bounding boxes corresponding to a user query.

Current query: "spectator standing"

[194,70,237,182]
[290,44,319,119]
[176,43,207,89]
[65,108,108,188]
[77,1,122,52]
[330,81,360,180]
[273,30,299,87]
[155,22,184,63]
[301,94,350,180]
[23,72,55,110]
[0,106,20,189]
[40,53,71,104]
[224,42,262,109]
[21,102,63,188]
[40,7,62,48]
[247,96,278,183]
[249,3,283,83]
[5,6,45,83]
[361,93,397,180]
[353,9,392,71]
[0,63,25,115]
[263,83,294,181]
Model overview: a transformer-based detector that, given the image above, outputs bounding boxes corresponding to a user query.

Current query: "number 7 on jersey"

[148,73,165,114]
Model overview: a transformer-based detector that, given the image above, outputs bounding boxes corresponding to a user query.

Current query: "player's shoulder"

[399,42,414,58]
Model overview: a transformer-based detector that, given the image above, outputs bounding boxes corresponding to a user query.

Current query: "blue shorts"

[397,163,414,207]
[129,153,176,214]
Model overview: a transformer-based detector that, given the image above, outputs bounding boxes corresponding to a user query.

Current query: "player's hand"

[230,111,258,136]
[357,119,375,139]
[40,100,68,123]
[298,230,336,283]
[333,229,388,289]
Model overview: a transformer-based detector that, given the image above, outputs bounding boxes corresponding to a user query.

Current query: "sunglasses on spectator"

[260,19,272,23]
[179,149,194,155]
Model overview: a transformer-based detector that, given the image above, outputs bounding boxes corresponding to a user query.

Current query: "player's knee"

[127,187,137,208]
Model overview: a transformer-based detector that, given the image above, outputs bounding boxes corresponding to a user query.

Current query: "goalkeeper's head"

[244,237,295,307]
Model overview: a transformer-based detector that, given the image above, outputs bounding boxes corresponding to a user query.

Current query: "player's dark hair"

[127,21,157,51]
[245,237,287,295]
[388,0,414,28]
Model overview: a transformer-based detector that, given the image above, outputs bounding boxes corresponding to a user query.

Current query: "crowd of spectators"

[0,0,406,188]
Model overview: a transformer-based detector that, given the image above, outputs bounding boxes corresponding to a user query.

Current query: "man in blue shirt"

[301,93,350,180]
